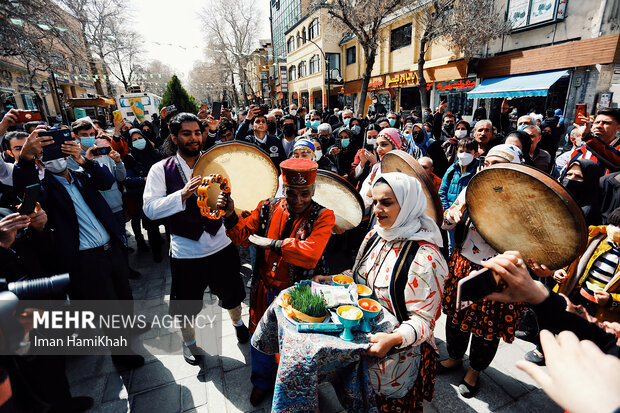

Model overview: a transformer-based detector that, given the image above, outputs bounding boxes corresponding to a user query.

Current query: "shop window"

[298,61,307,78]
[287,36,295,53]
[506,0,567,31]
[346,46,356,65]
[390,23,412,52]
[20,94,36,110]
[309,55,320,74]
[289,65,297,81]
[309,18,320,39]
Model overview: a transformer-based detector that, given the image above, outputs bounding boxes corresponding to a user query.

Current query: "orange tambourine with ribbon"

[197,174,230,219]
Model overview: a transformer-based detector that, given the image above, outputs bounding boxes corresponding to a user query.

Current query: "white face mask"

[290,109,297,116]
[366,138,377,146]
[457,152,474,166]
[43,158,68,173]
[315,149,323,161]
[455,129,468,139]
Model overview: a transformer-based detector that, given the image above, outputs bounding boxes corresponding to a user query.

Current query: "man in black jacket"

[239,112,286,169]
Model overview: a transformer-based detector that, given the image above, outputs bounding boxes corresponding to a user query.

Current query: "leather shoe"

[235,324,250,344]
[183,343,203,366]
[111,353,145,369]
[249,386,269,406]
[458,376,480,398]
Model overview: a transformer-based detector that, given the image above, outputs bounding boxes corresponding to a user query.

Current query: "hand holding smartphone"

[212,102,222,120]
[456,267,500,311]
[18,184,41,215]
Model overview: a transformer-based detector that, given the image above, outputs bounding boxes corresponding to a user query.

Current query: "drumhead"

[314,170,364,230]
[380,150,444,225]
[466,163,587,269]
[192,141,279,215]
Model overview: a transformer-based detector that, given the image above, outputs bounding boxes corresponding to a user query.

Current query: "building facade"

[244,40,275,105]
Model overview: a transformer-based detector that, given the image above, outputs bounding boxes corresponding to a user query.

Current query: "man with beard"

[143,113,248,366]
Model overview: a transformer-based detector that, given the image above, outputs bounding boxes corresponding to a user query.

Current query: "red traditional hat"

[280,158,318,187]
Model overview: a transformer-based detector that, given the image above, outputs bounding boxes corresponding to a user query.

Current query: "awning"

[67,97,115,107]
[467,70,569,99]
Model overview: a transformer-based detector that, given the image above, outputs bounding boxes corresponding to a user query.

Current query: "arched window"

[296,31,301,48]
[289,65,297,81]
[308,18,320,39]
[309,54,320,74]
[287,36,295,53]
[298,61,307,78]
[301,28,307,44]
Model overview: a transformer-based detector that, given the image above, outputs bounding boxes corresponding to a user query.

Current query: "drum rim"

[191,140,278,178]
[380,150,444,226]
[315,169,365,213]
[466,163,588,268]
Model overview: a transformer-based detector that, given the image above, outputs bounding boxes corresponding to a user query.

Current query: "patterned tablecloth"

[251,285,397,413]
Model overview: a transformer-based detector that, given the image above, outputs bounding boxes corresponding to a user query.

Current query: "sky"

[130,0,271,83]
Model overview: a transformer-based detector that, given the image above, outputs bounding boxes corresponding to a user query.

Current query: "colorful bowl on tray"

[333,274,354,287]
[336,305,362,341]
[357,284,372,298]
[357,298,382,333]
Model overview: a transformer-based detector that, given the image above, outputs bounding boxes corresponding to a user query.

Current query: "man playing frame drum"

[216,158,335,406]
[143,113,248,366]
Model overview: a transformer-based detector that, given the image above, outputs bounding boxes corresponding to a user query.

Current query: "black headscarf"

[562,159,603,226]
[127,129,162,171]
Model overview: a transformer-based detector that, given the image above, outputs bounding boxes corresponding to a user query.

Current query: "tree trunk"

[417,35,430,111]
[237,61,249,107]
[357,46,377,116]
[78,17,105,96]
[230,71,240,110]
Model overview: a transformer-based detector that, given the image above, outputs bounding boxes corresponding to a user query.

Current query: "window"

[298,61,307,77]
[287,36,295,53]
[289,65,297,81]
[507,0,567,30]
[296,31,301,48]
[301,27,307,43]
[326,53,340,75]
[20,94,36,110]
[308,18,319,39]
[346,46,356,65]
[309,55,320,74]
[390,23,412,51]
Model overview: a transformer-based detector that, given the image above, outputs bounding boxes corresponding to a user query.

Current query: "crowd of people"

[0,97,618,413]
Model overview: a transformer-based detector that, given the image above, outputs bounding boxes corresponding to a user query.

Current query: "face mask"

[414,130,426,143]
[43,158,67,174]
[403,133,411,141]
[457,152,474,166]
[351,125,361,135]
[561,177,588,205]
[267,122,277,134]
[343,118,351,127]
[341,138,350,148]
[444,123,454,133]
[388,119,396,127]
[542,131,551,138]
[282,123,296,136]
[366,138,377,146]
[607,225,620,245]
[80,137,96,148]
[315,150,323,161]
[290,109,297,116]
[518,124,527,131]
[310,120,321,130]
[455,129,468,139]
[132,138,147,150]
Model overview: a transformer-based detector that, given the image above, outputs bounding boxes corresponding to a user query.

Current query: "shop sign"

[426,79,476,92]
[368,76,384,90]
[292,92,298,100]
[280,66,288,93]
[386,71,417,87]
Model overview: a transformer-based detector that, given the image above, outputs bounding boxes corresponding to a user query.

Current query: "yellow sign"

[386,71,417,87]
[128,97,146,122]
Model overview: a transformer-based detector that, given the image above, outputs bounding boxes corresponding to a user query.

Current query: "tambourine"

[197,174,230,219]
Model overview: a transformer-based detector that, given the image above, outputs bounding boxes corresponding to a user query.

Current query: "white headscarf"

[372,172,444,247]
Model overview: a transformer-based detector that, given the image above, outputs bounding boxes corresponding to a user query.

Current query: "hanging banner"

[128,97,146,122]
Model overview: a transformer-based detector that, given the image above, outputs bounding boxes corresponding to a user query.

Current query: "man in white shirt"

[143,113,248,365]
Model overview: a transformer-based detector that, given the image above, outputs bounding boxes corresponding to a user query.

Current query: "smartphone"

[112,110,123,122]
[40,128,74,161]
[16,110,42,122]
[212,102,222,120]
[259,105,269,116]
[18,183,41,215]
[440,95,448,104]
[222,101,229,109]
[92,146,112,156]
[456,268,499,311]
[163,105,177,118]
[574,104,587,125]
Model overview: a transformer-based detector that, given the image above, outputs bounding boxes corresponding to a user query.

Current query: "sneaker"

[235,324,250,344]
[249,386,269,406]
[183,342,203,366]
[524,349,545,365]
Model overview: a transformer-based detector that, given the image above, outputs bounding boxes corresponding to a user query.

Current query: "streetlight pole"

[298,35,330,113]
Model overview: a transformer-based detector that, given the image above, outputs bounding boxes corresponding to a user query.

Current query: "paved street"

[65,228,564,413]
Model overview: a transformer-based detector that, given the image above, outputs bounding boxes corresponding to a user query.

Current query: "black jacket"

[240,134,287,169]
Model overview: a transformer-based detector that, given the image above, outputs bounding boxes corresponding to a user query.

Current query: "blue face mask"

[388,118,396,127]
[80,136,96,148]
[518,124,527,131]
[343,118,351,127]
[310,120,321,130]
[132,138,147,150]
[350,125,361,135]
[305,120,312,128]
[341,138,350,148]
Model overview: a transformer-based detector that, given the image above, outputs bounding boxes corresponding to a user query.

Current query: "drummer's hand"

[311,275,333,284]
[484,251,549,305]
[527,258,555,278]
[248,234,273,249]
[216,192,235,217]
[553,269,568,284]
[332,225,346,235]
[181,175,202,201]
[367,332,402,358]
